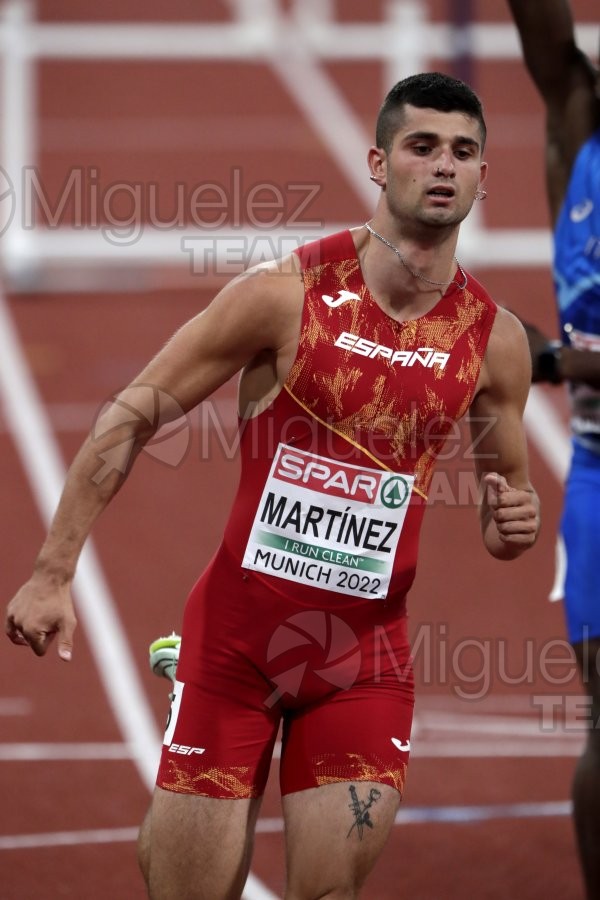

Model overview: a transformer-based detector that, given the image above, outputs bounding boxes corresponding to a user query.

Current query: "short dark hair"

[375,72,487,152]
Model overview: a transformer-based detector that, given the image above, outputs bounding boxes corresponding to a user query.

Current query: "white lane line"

[409,740,584,758]
[242,874,280,900]
[415,713,579,737]
[524,386,571,484]
[0,698,32,715]
[0,291,161,789]
[0,743,133,760]
[394,800,572,825]
[0,727,584,762]
[254,800,573,832]
[416,694,556,712]
[0,798,573,851]
[270,737,583,760]
[524,386,571,602]
[0,827,140,851]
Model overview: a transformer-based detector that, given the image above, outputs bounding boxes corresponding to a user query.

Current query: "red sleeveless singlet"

[222,229,496,610]
[158,229,497,800]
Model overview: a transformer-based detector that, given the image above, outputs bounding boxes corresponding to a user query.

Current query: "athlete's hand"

[5,579,76,661]
[483,472,540,557]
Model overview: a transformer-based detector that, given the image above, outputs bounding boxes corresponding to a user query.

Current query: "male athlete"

[6,73,539,899]
[507,3,600,897]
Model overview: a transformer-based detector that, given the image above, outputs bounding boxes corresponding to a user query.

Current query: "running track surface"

[1,1,597,898]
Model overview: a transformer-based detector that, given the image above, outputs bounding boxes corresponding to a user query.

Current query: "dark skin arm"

[506,0,600,222]
[521,318,600,389]
[508,2,600,385]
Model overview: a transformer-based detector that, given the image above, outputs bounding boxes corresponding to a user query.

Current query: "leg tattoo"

[347,785,382,839]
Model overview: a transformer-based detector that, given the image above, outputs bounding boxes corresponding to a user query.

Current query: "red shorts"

[156,544,414,799]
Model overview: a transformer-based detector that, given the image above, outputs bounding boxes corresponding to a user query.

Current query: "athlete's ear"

[478,159,488,188]
[368,146,386,187]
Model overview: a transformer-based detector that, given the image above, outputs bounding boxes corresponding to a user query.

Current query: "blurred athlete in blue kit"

[507,2,600,896]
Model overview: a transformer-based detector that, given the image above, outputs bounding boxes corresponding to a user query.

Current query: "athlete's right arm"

[5,263,301,661]
[506,0,599,220]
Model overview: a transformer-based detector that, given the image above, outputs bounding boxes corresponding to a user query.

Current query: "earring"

[475,189,487,200]
[369,175,379,183]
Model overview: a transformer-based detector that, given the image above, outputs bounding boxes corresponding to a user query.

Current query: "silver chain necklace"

[365,222,467,291]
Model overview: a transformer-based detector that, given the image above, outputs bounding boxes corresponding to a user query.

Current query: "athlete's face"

[371,104,488,231]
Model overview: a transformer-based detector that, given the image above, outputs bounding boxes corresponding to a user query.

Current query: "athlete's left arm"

[469,308,540,560]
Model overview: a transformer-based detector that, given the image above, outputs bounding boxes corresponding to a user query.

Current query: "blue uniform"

[553,128,600,643]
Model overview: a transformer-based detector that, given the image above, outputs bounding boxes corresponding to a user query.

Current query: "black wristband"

[537,340,563,384]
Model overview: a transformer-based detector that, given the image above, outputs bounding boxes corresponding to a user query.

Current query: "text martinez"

[260,492,398,554]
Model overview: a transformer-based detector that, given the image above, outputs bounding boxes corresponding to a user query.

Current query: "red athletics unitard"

[156,230,496,799]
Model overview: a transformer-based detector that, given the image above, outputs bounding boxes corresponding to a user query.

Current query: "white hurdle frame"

[0,0,598,288]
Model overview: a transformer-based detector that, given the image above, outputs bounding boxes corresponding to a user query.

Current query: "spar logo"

[274,446,382,503]
[380,475,410,509]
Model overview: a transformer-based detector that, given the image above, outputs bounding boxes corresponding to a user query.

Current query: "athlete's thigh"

[279,674,411,898]
[283,781,400,899]
[561,445,600,643]
[145,785,263,900]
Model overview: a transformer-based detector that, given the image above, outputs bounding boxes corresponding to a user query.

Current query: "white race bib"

[242,444,413,599]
